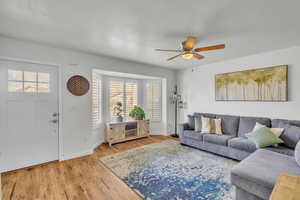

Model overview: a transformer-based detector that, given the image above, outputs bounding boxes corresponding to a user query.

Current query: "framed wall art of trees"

[215,65,288,101]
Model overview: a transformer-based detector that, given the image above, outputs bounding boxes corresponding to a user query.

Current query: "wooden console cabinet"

[106,120,150,146]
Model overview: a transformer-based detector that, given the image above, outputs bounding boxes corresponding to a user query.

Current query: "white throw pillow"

[201,117,211,133]
[253,122,284,138]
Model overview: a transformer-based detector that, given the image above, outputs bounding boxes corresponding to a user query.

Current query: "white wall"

[0,36,176,160]
[177,46,300,124]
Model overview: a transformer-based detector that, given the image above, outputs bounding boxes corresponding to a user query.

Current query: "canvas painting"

[215,65,288,101]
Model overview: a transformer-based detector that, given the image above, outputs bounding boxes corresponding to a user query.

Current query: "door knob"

[50,119,59,124]
[52,113,59,117]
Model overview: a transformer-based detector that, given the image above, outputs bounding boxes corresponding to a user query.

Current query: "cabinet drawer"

[107,124,125,141]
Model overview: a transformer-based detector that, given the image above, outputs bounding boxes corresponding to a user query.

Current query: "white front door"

[0,60,59,172]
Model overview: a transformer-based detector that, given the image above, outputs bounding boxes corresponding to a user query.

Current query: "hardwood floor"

[1,136,175,200]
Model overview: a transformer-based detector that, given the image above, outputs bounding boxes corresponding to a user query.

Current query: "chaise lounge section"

[178,112,300,200]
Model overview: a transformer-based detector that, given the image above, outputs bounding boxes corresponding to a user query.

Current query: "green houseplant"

[129,106,145,120]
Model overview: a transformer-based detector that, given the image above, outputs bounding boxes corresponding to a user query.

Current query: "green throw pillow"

[194,117,202,132]
[245,127,284,148]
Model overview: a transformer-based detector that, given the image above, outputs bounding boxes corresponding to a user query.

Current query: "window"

[8,70,50,93]
[125,81,138,120]
[109,79,138,121]
[145,80,162,121]
[92,74,102,126]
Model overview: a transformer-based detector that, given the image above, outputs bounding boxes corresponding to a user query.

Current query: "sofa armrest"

[178,123,190,138]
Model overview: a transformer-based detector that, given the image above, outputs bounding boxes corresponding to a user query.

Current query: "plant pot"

[135,115,142,120]
[116,116,123,122]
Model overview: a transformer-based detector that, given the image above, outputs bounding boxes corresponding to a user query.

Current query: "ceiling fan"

[155,36,225,61]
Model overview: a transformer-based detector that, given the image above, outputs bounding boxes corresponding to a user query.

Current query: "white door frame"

[0,56,64,162]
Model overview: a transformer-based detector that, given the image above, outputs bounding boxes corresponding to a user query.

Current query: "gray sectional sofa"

[178,112,300,200]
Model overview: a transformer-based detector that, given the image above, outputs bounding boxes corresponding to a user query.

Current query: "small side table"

[270,173,300,200]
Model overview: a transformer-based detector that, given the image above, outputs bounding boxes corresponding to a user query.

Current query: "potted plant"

[113,101,123,122]
[129,106,145,120]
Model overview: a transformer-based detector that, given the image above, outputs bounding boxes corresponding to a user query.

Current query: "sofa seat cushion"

[264,146,294,156]
[238,116,271,137]
[203,134,234,146]
[183,130,204,141]
[231,149,300,199]
[229,137,257,153]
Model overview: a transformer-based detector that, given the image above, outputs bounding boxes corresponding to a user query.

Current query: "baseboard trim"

[61,149,93,161]
[92,140,103,150]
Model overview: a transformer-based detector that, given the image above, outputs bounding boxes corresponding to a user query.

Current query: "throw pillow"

[201,117,211,133]
[295,141,300,167]
[253,122,284,137]
[214,119,223,135]
[245,127,284,148]
[201,117,223,135]
[194,117,202,132]
[278,123,300,148]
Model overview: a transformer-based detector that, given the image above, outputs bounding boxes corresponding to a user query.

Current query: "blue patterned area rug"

[100,139,236,200]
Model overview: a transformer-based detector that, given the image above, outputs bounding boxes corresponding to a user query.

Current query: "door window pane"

[38,83,50,93]
[38,72,50,82]
[8,70,50,93]
[8,70,23,81]
[24,82,37,92]
[24,71,37,82]
[8,81,23,92]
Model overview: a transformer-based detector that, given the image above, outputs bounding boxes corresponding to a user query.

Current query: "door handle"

[50,119,59,124]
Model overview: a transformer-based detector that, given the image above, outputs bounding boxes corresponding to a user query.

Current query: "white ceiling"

[0,0,300,69]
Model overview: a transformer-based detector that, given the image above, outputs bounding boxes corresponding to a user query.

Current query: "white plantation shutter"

[145,80,161,121]
[92,74,102,126]
[125,81,138,120]
[109,79,138,121]
[109,80,124,121]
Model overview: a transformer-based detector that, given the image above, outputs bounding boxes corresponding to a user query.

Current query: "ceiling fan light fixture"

[182,53,194,60]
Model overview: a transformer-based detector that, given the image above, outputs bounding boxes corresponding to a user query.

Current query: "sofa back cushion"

[238,116,271,137]
[194,112,216,119]
[272,119,300,128]
[278,123,300,148]
[216,114,240,136]
[187,115,195,130]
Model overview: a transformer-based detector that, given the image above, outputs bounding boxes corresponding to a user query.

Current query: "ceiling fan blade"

[155,49,182,52]
[167,53,183,61]
[183,36,197,50]
[194,44,225,52]
[193,53,205,60]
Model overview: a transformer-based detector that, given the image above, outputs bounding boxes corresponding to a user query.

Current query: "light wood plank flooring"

[1,136,175,200]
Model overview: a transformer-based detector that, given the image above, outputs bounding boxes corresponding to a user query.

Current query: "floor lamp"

[170,85,183,137]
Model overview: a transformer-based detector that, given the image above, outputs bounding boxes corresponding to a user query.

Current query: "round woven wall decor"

[67,75,90,96]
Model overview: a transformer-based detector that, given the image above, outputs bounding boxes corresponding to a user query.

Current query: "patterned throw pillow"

[201,117,223,135]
